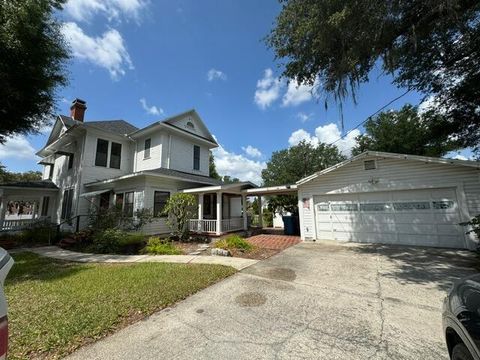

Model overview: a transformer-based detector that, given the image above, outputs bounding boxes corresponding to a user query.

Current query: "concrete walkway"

[25,246,258,270]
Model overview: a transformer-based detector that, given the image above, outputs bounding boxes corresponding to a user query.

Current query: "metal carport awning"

[80,189,112,198]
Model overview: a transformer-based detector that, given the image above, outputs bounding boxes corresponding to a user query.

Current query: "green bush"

[92,230,147,254]
[215,235,252,251]
[141,237,182,255]
[21,226,53,244]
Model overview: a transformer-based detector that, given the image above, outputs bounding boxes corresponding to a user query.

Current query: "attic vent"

[364,160,376,170]
[186,121,195,129]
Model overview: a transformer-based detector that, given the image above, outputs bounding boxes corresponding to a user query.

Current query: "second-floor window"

[144,138,151,159]
[110,142,122,169]
[68,154,74,169]
[95,139,108,167]
[193,145,200,170]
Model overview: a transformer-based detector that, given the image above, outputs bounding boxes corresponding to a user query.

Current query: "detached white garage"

[297,152,480,249]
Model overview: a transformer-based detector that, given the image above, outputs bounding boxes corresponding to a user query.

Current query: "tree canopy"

[0,0,69,143]
[0,166,42,184]
[262,141,345,213]
[209,151,220,179]
[267,0,480,155]
[352,105,457,157]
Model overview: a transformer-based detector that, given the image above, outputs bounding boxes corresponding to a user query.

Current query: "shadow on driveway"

[352,244,480,291]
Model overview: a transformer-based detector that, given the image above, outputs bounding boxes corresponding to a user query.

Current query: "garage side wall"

[298,156,480,248]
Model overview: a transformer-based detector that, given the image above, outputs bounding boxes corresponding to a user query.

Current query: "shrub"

[163,193,196,241]
[92,229,126,254]
[118,233,145,246]
[141,237,182,255]
[215,235,252,251]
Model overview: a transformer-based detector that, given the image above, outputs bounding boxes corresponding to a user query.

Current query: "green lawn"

[6,252,236,359]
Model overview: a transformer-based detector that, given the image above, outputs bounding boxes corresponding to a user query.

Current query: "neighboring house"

[0,99,256,235]
[297,151,480,249]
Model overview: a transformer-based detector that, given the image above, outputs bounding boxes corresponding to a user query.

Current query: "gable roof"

[297,151,480,185]
[129,109,218,146]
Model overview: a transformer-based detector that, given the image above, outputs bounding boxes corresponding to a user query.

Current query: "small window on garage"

[330,203,358,212]
[364,160,376,170]
[432,201,454,210]
[316,203,329,212]
[360,203,392,211]
[393,202,430,211]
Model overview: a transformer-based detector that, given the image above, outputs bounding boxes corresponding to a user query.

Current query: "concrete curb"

[22,246,258,271]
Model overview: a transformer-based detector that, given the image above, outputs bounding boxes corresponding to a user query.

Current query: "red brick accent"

[246,234,301,250]
[70,98,87,122]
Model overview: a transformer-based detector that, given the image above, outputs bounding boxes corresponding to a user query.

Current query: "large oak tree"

[267,0,480,156]
[0,0,69,143]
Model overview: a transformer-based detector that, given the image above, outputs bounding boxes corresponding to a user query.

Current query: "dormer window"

[193,145,200,170]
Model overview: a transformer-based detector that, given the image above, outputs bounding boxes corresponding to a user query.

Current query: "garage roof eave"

[296,151,480,186]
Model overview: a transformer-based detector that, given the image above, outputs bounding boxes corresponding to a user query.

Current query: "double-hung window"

[124,191,134,217]
[110,142,122,169]
[95,139,109,167]
[144,138,151,159]
[61,189,74,220]
[153,191,170,217]
[193,145,200,170]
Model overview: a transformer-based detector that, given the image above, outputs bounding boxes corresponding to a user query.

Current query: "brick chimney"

[70,98,87,122]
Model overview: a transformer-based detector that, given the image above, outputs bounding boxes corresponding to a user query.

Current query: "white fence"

[189,218,244,234]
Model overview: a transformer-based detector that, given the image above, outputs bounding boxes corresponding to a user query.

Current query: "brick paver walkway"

[246,234,301,250]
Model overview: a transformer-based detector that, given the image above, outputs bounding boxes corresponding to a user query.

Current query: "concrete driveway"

[67,241,479,360]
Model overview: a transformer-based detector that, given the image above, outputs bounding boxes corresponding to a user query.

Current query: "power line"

[327,89,412,147]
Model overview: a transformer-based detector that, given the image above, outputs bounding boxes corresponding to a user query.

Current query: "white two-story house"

[0,99,257,235]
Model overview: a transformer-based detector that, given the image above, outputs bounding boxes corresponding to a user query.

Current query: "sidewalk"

[24,246,258,270]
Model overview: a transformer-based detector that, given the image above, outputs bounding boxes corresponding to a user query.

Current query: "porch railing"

[0,217,51,231]
[189,219,217,233]
[188,218,244,234]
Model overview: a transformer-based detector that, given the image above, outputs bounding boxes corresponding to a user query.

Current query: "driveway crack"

[370,250,389,359]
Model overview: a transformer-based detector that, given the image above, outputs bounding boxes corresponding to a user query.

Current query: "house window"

[433,201,454,210]
[61,189,74,220]
[124,191,134,217]
[154,191,170,217]
[95,139,109,167]
[68,154,74,169]
[193,145,200,170]
[41,196,50,216]
[144,138,151,159]
[331,203,358,212]
[360,203,392,211]
[48,164,54,179]
[186,121,195,130]
[99,192,110,209]
[364,160,376,170]
[110,142,122,169]
[393,202,430,211]
[115,193,124,209]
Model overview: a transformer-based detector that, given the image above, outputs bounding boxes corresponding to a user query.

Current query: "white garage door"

[313,188,465,248]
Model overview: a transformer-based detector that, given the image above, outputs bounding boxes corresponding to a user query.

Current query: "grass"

[6,252,236,359]
[215,235,253,251]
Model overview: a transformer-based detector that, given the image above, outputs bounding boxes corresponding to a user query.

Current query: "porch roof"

[80,189,112,198]
[0,180,59,191]
[182,181,257,194]
[242,184,298,195]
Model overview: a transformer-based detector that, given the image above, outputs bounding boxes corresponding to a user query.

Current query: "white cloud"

[254,68,285,109]
[64,0,147,22]
[140,98,163,116]
[282,78,319,107]
[0,136,38,161]
[62,22,134,80]
[296,112,314,123]
[242,145,262,158]
[212,144,266,185]
[207,68,227,82]
[288,123,360,157]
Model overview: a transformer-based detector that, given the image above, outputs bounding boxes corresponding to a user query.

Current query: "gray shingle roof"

[85,120,138,135]
[0,180,58,189]
[145,168,223,185]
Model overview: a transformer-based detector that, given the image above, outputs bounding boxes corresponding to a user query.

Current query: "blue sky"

[0,0,470,184]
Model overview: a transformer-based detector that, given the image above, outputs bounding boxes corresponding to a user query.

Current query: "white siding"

[298,155,480,246]
[135,133,163,171]
[168,135,209,177]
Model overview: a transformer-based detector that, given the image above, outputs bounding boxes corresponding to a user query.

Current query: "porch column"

[216,191,222,235]
[242,194,248,230]
[198,193,204,232]
[258,195,263,228]
[0,194,5,230]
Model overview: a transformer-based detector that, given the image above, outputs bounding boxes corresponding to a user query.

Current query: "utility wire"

[327,89,412,147]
